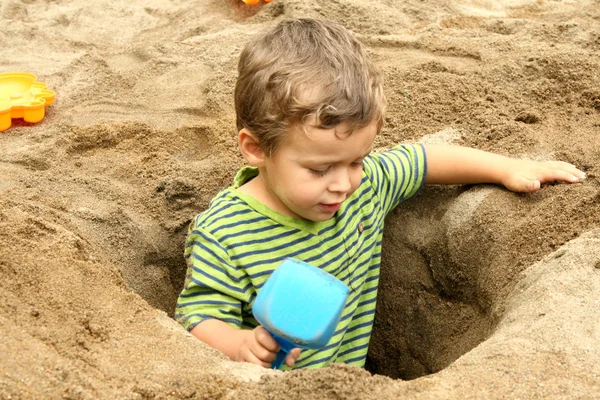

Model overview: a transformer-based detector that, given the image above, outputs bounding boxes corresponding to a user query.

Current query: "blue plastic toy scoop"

[252,258,350,369]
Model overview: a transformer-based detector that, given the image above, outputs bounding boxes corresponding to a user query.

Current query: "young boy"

[175,18,585,370]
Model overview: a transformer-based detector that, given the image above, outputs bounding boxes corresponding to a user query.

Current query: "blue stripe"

[231,209,382,270]
[378,153,392,179]
[341,259,370,286]
[216,308,242,318]
[185,227,223,251]
[298,354,337,368]
[242,320,258,329]
[352,308,375,321]
[228,229,300,250]
[210,215,270,235]
[293,333,348,368]
[338,257,369,284]
[345,321,373,335]
[250,268,276,283]
[411,144,419,187]
[340,331,372,349]
[219,224,280,242]
[178,289,222,298]
[176,313,240,326]
[356,296,377,309]
[338,291,363,324]
[312,197,378,275]
[191,252,241,283]
[337,342,369,358]
[326,224,380,278]
[327,259,348,278]
[189,275,249,295]
[176,299,241,309]
[201,201,241,225]
[241,244,318,270]
[377,154,394,211]
[201,191,229,214]
[339,354,367,365]
[364,158,386,202]
[420,144,427,191]
[362,286,377,296]
[387,149,413,208]
[307,241,346,270]
[230,232,314,261]
[403,144,426,199]
[188,232,236,266]
[400,151,412,201]
[389,151,406,204]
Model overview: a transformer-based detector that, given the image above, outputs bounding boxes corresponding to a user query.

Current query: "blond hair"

[235,18,385,155]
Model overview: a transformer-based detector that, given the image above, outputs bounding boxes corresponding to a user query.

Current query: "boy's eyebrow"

[306,147,373,164]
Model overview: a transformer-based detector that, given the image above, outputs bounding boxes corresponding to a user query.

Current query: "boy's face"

[256,120,377,222]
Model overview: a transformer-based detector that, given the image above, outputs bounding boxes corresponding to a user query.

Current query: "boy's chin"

[303,211,337,222]
[287,205,337,222]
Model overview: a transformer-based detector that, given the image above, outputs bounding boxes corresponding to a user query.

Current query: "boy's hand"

[237,326,301,368]
[424,145,586,191]
[501,159,586,193]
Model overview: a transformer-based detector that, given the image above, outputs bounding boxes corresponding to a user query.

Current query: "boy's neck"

[235,171,323,235]
[238,173,290,216]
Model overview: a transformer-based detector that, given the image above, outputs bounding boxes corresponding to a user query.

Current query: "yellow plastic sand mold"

[242,0,272,5]
[0,72,55,132]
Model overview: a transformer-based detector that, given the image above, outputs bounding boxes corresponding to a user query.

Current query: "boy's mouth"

[318,203,341,213]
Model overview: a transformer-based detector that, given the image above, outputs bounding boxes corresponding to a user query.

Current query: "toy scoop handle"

[271,349,288,369]
[270,333,296,370]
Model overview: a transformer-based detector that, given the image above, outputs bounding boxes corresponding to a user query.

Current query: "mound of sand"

[1,0,598,398]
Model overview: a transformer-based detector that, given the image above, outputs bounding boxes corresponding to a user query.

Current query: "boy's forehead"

[297,119,378,140]
[285,120,377,156]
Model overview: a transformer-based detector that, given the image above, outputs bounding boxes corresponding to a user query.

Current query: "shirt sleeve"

[175,219,252,331]
[362,143,427,216]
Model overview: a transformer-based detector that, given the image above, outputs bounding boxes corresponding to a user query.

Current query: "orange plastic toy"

[0,72,55,132]
[242,0,272,5]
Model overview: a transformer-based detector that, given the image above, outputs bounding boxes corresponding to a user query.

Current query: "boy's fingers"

[251,343,278,363]
[290,348,302,357]
[255,326,280,352]
[538,168,583,184]
[544,161,586,180]
[285,348,302,367]
[507,176,539,193]
[241,346,274,368]
[527,178,541,192]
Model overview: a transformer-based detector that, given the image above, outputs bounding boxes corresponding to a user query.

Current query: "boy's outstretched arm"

[190,319,301,368]
[423,145,586,192]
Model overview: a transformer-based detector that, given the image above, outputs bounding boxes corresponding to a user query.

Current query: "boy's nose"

[328,170,352,193]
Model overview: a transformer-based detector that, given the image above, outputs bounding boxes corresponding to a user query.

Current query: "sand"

[1,0,599,398]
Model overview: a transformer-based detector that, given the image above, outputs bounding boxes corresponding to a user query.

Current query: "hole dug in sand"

[142,184,497,380]
[138,182,599,395]
[248,182,600,398]
[134,183,498,382]
[367,186,496,380]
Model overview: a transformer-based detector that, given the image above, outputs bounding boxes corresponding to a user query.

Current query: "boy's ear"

[239,128,266,167]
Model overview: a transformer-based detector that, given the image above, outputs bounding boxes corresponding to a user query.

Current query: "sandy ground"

[1,0,599,398]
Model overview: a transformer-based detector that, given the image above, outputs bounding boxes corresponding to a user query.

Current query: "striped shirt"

[175,144,426,369]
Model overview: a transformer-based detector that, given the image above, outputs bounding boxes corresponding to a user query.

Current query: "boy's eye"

[309,167,329,176]
[351,160,364,168]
